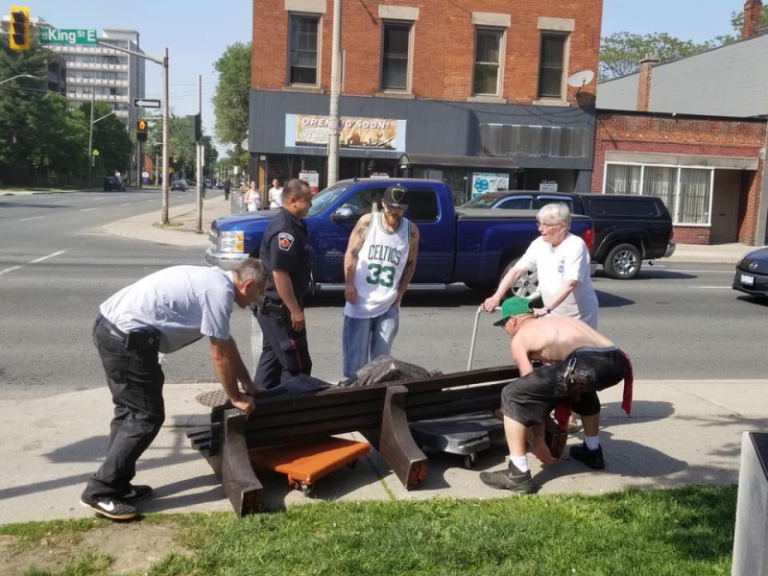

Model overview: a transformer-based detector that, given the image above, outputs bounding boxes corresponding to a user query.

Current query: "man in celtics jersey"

[342,184,420,378]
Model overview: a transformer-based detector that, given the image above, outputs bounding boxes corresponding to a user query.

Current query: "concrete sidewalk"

[1,379,765,523]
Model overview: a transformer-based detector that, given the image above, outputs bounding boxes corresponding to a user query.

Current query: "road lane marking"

[0,249,67,277]
[19,216,44,222]
[693,286,731,289]
[81,208,99,212]
[30,250,68,264]
[119,202,131,206]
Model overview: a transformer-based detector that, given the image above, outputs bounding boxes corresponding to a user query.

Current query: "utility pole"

[87,90,95,185]
[196,74,203,234]
[161,48,170,224]
[327,0,342,186]
[96,41,169,222]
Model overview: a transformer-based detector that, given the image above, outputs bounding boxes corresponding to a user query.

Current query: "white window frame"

[380,20,414,93]
[602,161,716,227]
[286,13,322,87]
[472,26,505,97]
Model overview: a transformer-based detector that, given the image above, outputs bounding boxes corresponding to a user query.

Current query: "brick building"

[594,0,768,245]
[592,111,766,245]
[249,0,603,201]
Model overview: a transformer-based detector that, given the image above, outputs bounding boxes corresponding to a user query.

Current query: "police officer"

[252,178,313,389]
[81,259,268,521]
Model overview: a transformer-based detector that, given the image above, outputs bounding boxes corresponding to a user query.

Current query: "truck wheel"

[501,261,540,299]
[604,244,642,279]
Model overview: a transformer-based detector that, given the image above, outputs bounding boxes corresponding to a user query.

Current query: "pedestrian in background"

[245,181,261,212]
[223,179,231,201]
[269,179,283,209]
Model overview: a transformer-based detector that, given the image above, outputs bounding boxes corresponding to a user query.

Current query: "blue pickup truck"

[206,178,593,295]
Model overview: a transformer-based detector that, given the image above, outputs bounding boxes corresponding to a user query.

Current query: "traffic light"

[172,155,179,163]
[136,119,148,142]
[9,6,30,51]
[187,113,202,142]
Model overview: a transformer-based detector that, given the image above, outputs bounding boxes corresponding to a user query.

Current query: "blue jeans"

[343,307,399,378]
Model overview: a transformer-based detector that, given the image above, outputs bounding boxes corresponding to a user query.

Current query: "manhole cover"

[196,389,231,408]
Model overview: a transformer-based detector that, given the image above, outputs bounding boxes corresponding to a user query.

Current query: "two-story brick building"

[249,0,603,202]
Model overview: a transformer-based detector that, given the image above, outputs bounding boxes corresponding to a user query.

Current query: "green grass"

[0,485,737,576]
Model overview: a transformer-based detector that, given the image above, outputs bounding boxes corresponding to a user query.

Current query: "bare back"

[514,315,613,365]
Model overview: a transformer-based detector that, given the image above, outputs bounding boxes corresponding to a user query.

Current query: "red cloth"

[621,351,633,416]
[554,400,574,431]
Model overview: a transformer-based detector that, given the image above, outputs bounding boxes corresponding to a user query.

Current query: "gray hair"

[282,178,311,205]
[537,203,571,227]
[235,258,268,285]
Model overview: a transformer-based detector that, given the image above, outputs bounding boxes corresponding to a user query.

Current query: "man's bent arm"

[395,223,419,305]
[344,215,371,303]
[273,269,305,331]
[210,337,256,411]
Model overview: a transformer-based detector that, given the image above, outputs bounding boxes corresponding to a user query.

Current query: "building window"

[604,163,713,225]
[537,33,567,99]
[288,15,319,85]
[381,22,411,91]
[473,28,503,96]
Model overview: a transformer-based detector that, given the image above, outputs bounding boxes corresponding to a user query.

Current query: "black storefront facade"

[249,89,596,205]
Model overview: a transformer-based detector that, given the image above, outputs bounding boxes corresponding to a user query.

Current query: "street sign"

[169,167,174,173]
[92,149,99,156]
[39,27,97,45]
[133,98,161,109]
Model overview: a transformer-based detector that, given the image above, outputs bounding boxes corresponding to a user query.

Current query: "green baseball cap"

[494,297,533,326]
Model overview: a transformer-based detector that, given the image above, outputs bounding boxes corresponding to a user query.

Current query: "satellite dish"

[567,70,595,88]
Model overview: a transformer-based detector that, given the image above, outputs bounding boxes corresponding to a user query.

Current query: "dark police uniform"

[253,207,313,388]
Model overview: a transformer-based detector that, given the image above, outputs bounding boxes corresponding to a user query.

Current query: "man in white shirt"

[268,179,283,209]
[81,259,268,521]
[482,203,598,329]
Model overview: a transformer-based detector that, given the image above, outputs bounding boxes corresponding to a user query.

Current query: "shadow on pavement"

[595,289,634,308]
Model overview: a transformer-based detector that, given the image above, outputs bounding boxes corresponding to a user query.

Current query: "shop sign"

[299,170,320,194]
[285,114,407,152]
[472,172,509,197]
[539,181,558,192]
[370,172,390,179]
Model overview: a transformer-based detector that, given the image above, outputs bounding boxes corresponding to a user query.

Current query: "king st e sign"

[40,27,97,45]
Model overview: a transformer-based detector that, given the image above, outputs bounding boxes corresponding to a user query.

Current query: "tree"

[599,32,716,80]
[600,6,768,80]
[148,115,217,180]
[78,101,132,176]
[212,42,251,147]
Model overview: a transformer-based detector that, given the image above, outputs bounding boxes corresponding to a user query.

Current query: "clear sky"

[19,0,748,156]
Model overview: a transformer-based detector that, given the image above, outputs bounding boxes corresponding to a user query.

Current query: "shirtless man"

[480,297,632,494]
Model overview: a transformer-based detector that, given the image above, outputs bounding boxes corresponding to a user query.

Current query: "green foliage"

[599,32,716,80]
[212,42,251,148]
[0,486,738,576]
[79,101,133,175]
[147,117,218,179]
[600,6,768,80]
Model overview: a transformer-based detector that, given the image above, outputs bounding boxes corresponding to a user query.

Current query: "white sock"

[584,435,600,451]
[509,455,529,473]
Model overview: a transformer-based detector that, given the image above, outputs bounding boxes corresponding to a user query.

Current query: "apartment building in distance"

[249,0,603,202]
[47,28,146,128]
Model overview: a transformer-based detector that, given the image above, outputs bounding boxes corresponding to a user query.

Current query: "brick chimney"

[637,56,659,112]
[743,0,762,39]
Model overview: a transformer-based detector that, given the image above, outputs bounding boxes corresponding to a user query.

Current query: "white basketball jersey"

[344,213,411,319]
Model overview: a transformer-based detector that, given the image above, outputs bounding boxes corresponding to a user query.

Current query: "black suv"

[462,191,675,279]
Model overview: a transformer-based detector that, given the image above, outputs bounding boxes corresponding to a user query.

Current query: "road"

[1,188,765,400]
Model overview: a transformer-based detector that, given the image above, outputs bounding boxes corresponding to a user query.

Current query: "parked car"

[462,190,675,279]
[733,247,768,298]
[103,176,125,192]
[170,179,188,191]
[205,179,593,296]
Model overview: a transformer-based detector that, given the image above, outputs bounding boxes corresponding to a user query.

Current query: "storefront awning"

[398,153,519,170]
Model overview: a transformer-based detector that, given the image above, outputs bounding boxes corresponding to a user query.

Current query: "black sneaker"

[122,484,153,502]
[479,465,536,494]
[570,443,605,470]
[80,496,138,521]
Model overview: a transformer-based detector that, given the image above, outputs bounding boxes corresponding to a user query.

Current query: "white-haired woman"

[482,202,598,329]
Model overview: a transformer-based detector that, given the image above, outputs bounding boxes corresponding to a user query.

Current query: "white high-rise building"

[48,29,146,128]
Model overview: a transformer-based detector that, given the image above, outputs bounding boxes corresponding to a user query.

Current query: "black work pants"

[255,308,312,389]
[82,318,165,500]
